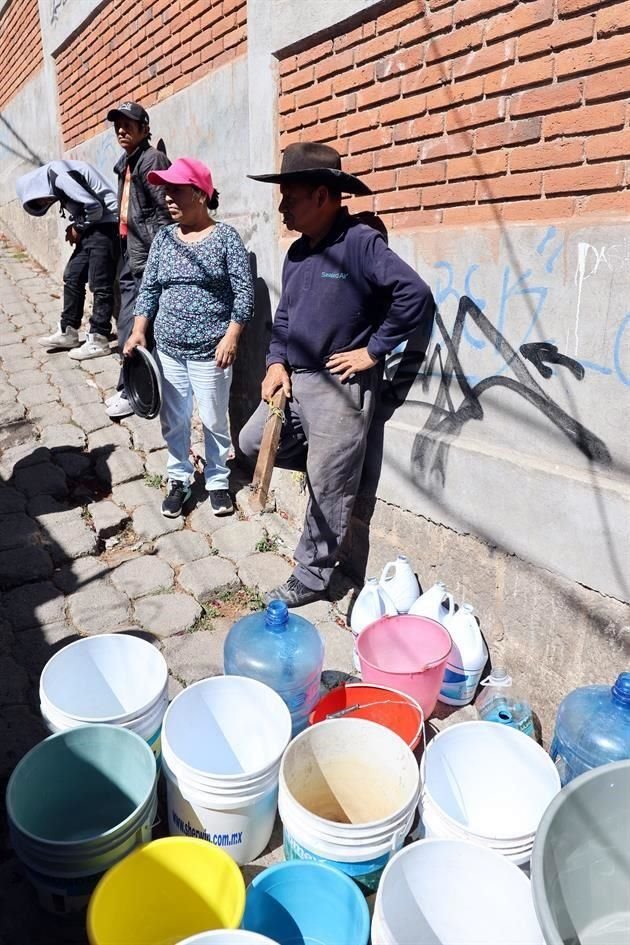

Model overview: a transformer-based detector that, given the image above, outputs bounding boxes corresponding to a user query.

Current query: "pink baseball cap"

[147,157,214,198]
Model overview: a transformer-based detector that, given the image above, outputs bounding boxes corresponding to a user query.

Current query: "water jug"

[409,581,455,624]
[550,672,630,785]
[223,600,324,737]
[438,603,487,707]
[350,578,397,674]
[475,668,534,738]
[379,555,419,613]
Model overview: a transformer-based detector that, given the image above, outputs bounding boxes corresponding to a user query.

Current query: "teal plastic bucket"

[6,725,157,913]
[531,760,630,945]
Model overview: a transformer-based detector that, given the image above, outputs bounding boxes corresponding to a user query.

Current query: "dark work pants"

[115,245,153,392]
[61,223,119,336]
[239,368,379,591]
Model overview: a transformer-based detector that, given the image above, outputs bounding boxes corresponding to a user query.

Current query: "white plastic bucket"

[373,839,543,944]
[421,805,533,868]
[279,718,420,891]
[162,677,292,865]
[41,693,168,761]
[7,726,158,914]
[40,634,168,724]
[421,722,560,842]
[177,933,279,945]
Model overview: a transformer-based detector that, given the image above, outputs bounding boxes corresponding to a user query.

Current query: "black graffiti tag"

[401,297,611,487]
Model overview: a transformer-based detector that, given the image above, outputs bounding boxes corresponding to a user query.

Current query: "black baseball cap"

[106,101,149,124]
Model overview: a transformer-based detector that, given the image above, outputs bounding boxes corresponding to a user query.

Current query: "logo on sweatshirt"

[321,271,348,279]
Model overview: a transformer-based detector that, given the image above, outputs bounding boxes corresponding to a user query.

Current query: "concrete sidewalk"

[0,234,354,945]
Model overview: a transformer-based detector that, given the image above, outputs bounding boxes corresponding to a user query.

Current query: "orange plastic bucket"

[308,683,424,749]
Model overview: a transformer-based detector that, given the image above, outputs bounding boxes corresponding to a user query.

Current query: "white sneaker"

[68,332,110,361]
[38,322,80,349]
[106,391,134,419]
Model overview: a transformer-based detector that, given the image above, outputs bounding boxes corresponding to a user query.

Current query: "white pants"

[157,350,232,490]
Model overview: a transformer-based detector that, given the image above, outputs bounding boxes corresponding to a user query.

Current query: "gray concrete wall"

[0,66,64,271]
[380,222,630,602]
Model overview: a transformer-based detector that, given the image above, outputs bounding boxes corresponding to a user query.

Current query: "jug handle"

[381,562,395,582]
[443,592,455,617]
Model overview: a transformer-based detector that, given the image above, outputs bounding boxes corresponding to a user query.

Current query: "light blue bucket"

[6,725,157,913]
[243,861,370,945]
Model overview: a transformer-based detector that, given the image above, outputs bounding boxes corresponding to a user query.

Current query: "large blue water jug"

[550,672,630,785]
[223,600,324,737]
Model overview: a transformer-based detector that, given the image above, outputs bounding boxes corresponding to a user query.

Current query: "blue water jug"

[223,600,324,737]
[550,672,630,785]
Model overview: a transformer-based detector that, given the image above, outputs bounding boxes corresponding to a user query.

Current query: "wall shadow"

[230,251,272,471]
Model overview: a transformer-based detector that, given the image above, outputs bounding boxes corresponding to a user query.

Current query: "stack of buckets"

[278,718,420,891]
[39,634,169,762]
[162,676,292,865]
[420,722,561,868]
[7,725,158,913]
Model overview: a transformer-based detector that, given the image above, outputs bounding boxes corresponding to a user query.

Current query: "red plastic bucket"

[308,684,424,750]
[357,615,452,718]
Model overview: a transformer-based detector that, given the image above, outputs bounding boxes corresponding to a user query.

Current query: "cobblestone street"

[0,235,355,945]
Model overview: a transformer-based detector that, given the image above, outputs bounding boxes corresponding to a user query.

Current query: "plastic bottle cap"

[265,599,289,627]
[612,672,630,707]
[366,577,378,586]
[481,668,512,688]
[461,603,474,614]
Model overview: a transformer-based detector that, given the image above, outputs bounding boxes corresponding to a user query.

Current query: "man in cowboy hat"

[240,142,435,607]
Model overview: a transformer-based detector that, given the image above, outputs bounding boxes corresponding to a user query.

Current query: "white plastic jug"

[350,579,397,674]
[438,603,488,707]
[379,555,419,614]
[408,581,455,624]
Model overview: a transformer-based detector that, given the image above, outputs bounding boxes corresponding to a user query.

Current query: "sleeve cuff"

[367,339,387,361]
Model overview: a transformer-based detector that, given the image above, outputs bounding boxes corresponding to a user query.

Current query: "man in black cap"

[240,142,435,607]
[105,101,171,419]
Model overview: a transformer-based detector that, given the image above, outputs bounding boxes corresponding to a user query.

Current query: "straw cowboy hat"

[248,142,371,196]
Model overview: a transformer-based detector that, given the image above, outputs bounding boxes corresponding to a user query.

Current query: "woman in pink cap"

[124,157,254,518]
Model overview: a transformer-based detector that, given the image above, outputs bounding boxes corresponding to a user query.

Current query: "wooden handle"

[250,389,287,511]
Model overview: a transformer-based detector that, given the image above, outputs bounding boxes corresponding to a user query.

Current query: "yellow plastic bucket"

[87,837,245,945]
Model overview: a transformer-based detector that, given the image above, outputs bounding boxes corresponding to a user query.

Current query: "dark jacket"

[267,209,435,371]
[113,140,171,275]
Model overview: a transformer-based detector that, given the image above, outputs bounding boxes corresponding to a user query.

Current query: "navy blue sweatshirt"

[267,209,435,370]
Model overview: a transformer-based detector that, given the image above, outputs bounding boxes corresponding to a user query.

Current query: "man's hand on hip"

[326,347,378,382]
[261,363,292,401]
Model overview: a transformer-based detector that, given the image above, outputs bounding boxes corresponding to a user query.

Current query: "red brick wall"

[278,0,630,229]
[0,0,44,110]
[56,0,247,149]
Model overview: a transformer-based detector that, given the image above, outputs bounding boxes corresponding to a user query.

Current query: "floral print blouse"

[134,222,254,360]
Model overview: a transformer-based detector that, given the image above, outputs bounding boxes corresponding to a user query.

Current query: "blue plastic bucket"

[6,725,157,913]
[242,861,370,945]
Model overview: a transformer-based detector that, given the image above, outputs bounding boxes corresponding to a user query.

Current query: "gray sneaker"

[264,575,324,608]
[68,332,110,360]
[38,322,80,349]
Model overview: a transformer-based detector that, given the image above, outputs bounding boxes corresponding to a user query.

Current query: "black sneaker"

[209,489,234,516]
[161,481,191,518]
[264,575,324,607]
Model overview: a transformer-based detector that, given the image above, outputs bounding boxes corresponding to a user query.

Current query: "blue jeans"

[157,350,232,490]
